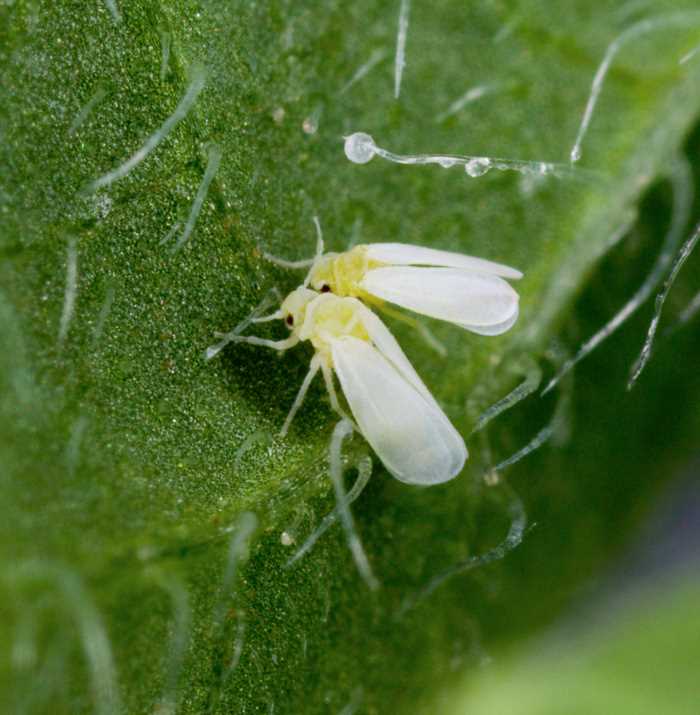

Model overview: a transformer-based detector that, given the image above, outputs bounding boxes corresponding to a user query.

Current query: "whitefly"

[208,287,467,486]
[212,228,522,484]
[265,217,523,337]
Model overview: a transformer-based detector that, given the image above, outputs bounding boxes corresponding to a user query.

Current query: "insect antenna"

[302,216,326,288]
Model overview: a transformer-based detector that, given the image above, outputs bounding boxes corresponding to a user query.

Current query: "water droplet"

[437,157,456,169]
[280,531,295,546]
[302,116,318,135]
[94,194,112,219]
[465,157,491,177]
[570,146,581,162]
[344,132,376,164]
[518,174,537,197]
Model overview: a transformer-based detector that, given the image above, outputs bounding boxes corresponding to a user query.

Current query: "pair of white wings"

[361,243,522,335]
[327,299,467,486]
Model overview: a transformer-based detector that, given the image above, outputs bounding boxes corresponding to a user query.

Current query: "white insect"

[210,288,467,485]
[266,219,523,338]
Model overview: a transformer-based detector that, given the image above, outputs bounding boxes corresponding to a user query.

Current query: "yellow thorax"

[280,289,371,367]
[308,245,383,298]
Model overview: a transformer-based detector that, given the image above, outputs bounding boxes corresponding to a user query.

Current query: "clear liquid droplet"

[465,158,491,177]
[344,132,376,164]
[302,116,318,134]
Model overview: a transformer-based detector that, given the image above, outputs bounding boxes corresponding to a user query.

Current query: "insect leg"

[261,253,315,269]
[280,355,322,436]
[221,334,299,353]
[206,290,281,360]
[251,311,284,324]
[321,362,357,428]
[262,216,324,275]
[302,216,326,288]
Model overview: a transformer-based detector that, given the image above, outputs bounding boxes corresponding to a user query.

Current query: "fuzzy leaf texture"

[1,1,700,713]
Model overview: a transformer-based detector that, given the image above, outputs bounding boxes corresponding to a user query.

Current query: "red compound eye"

[285,315,294,326]
[320,284,330,293]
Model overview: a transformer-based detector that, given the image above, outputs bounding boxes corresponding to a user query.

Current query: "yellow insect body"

[216,286,467,485]
[280,287,370,367]
[305,241,522,337]
[238,222,524,483]
[308,246,381,301]
[263,218,522,339]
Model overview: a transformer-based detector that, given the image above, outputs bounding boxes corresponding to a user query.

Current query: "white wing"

[365,243,522,280]
[353,300,441,409]
[361,266,519,335]
[331,336,467,485]
[463,305,519,335]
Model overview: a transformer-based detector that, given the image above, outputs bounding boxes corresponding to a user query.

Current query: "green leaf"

[443,575,700,715]
[2,1,700,712]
